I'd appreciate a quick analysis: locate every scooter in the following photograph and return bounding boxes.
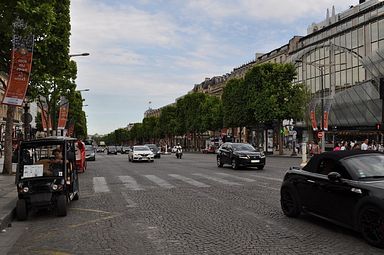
[176,148,183,159]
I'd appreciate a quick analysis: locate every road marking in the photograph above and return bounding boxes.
[192,173,242,186]
[144,175,175,189]
[93,177,110,193]
[169,174,210,188]
[121,192,137,207]
[215,172,255,182]
[118,175,144,191]
[249,175,283,182]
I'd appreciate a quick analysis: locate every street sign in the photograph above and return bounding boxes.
[21,112,32,124]
[317,132,324,139]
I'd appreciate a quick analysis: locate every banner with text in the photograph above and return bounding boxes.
[41,101,52,132]
[57,96,69,130]
[2,26,34,106]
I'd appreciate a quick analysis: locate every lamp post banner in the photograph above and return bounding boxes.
[58,96,69,130]
[310,110,318,131]
[2,32,34,106]
[41,101,52,132]
[323,111,329,131]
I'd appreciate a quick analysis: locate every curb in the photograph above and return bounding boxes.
[0,198,16,231]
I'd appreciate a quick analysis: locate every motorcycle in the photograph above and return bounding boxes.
[175,148,183,159]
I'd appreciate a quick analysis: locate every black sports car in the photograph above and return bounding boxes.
[216,142,265,170]
[280,150,384,248]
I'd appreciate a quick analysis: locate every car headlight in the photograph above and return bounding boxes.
[51,184,58,190]
[133,153,140,157]
[22,187,29,193]
[238,155,249,159]
[260,152,265,158]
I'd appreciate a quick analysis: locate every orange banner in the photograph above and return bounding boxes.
[41,103,52,132]
[2,34,34,106]
[310,111,318,131]
[323,111,329,131]
[58,97,69,130]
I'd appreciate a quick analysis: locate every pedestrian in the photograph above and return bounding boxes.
[311,141,321,155]
[352,143,361,150]
[361,139,369,150]
[340,141,348,150]
[333,142,341,151]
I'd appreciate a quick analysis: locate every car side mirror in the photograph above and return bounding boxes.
[328,172,342,182]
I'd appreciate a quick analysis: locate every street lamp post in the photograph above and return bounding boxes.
[295,60,326,152]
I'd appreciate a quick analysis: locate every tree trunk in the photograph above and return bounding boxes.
[2,106,16,175]
[278,121,284,155]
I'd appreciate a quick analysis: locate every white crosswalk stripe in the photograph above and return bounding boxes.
[192,173,242,186]
[144,175,175,189]
[214,172,255,183]
[169,174,210,188]
[93,177,110,193]
[118,176,144,191]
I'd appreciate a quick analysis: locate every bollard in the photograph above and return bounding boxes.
[300,142,307,167]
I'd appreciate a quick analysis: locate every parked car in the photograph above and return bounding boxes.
[85,145,96,161]
[107,146,118,155]
[128,145,154,162]
[280,150,384,248]
[121,146,131,154]
[144,144,161,158]
[15,136,80,220]
[216,142,265,170]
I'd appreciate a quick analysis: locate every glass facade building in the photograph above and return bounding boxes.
[291,0,384,136]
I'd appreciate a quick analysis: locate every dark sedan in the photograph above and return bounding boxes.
[216,142,265,170]
[280,150,384,248]
[107,146,118,155]
[144,144,161,158]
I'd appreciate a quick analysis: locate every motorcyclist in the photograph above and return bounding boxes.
[175,143,183,159]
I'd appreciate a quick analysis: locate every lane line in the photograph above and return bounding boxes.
[169,174,210,188]
[93,177,110,193]
[144,175,175,189]
[118,175,144,191]
[192,173,242,186]
[215,172,255,182]
[120,192,137,208]
[249,175,283,182]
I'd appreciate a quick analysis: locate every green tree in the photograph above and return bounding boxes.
[201,95,223,132]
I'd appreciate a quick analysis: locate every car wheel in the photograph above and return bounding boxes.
[359,205,384,248]
[280,187,301,217]
[16,199,27,221]
[257,165,265,170]
[231,158,238,170]
[57,195,68,217]
[217,156,223,167]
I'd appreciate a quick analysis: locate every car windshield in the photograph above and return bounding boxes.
[231,144,256,151]
[134,146,150,151]
[19,143,67,179]
[85,145,93,151]
[343,154,384,179]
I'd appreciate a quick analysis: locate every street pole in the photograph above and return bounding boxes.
[320,66,325,153]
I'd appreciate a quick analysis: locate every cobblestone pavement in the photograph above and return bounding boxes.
[4,153,384,254]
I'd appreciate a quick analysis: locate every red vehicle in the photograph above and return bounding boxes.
[76,140,87,173]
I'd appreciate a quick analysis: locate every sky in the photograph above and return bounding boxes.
[69,0,354,135]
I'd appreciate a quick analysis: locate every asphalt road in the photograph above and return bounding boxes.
[3,153,383,254]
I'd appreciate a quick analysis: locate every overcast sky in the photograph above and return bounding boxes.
[69,0,354,135]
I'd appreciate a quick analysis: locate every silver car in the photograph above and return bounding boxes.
[128,145,154,162]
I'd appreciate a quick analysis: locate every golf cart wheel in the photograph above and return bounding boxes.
[16,199,27,221]
[57,195,67,217]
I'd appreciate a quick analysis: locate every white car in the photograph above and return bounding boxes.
[128,145,154,162]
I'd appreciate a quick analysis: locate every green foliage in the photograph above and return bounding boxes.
[158,105,178,138]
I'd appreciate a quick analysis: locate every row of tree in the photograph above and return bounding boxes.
[99,63,308,153]
[0,1,87,174]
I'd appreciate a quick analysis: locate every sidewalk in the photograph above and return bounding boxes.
[266,148,303,158]
[0,158,17,231]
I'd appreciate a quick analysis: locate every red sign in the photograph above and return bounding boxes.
[2,34,34,106]
[318,131,324,139]
[57,97,69,130]
[323,111,329,131]
[310,111,318,131]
